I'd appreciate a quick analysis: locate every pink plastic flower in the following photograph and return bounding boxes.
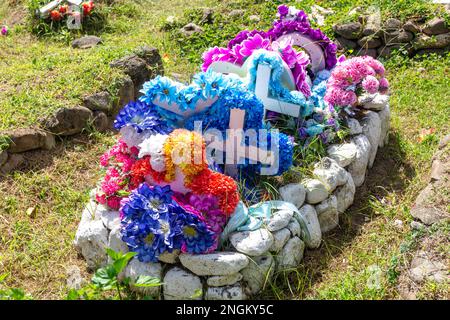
[379,77,389,89]
[1,26,8,36]
[239,33,271,58]
[362,75,380,94]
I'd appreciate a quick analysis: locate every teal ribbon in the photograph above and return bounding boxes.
[220,200,311,246]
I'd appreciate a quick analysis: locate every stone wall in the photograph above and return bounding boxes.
[0,46,163,175]
[74,93,391,300]
[333,15,450,59]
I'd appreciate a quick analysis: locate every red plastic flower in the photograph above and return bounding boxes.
[59,5,68,14]
[50,10,62,22]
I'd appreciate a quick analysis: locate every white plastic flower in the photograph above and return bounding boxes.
[138,134,169,172]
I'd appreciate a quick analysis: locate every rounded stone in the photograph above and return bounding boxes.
[163,267,202,300]
[361,111,381,168]
[295,204,321,249]
[124,258,162,296]
[313,157,348,192]
[108,226,128,260]
[303,178,329,204]
[279,183,306,208]
[315,196,339,233]
[179,252,249,276]
[158,250,180,264]
[276,237,305,270]
[287,218,301,237]
[206,284,246,300]
[99,206,121,231]
[348,134,371,187]
[347,118,363,135]
[74,219,108,270]
[269,228,291,253]
[241,253,274,295]
[267,209,293,232]
[334,172,356,214]
[327,143,357,167]
[229,229,274,256]
[378,104,391,148]
[207,273,243,287]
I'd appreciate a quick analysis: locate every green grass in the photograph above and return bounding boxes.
[0,0,449,299]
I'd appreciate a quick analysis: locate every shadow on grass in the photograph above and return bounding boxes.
[258,129,417,299]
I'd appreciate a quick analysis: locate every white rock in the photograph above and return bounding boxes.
[315,196,339,233]
[163,267,202,300]
[347,118,363,135]
[276,237,305,270]
[79,200,102,225]
[279,183,306,208]
[378,104,390,147]
[360,93,389,111]
[229,229,274,256]
[179,252,249,276]
[334,172,356,214]
[158,250,180,264]
[287,218,301,237]
[207,273,243,287]
[241,253,274,295]
[66,265,85,290]
[348,135,371,187]
[303,178,329,204]
[99,208,121,231]
[124,258,162,297]
[295,204,321,249]
[361,111,381,168]
[327,143,357,167]
[89,188,97,201]
[313,157,348,192]
[107,226,128,261]
[206,284,246,300]
[409,255,448,283]
[269,228,291,253]
[267,209,293,232]
[74,219,108,270]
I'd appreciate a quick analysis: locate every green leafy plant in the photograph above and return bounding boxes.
[67,248,162,300]
[0,273,33,300]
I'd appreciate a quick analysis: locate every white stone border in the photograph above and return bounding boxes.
[74,93,390,300]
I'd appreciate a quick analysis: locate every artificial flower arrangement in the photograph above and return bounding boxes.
[1,26,8,36]
[93,5,389,262]
[36,0,95,24]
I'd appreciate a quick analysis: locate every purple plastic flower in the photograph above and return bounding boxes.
[1,26,7,36]
[362,75,380,94]
[277,5,289,18]
[239,33,271,58]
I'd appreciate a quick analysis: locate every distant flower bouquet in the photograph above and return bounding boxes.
[1,26,8,36]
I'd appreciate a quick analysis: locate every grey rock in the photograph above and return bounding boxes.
[410,221,425,231]
[230,229,274,256]
[0,153,24,174]
[359,93,389,111]
[287,218,301,238]
[363,11,381,36]
[410,206,448,225]
[279,183,306,208]
[116,76,135,110]
[378,104,391,147]
[0,150,7,166]
[200,8,214,24]
[403,20,420,33]
[241,253,274,295]
[207,273,243,287]
[334,172,356,214]
[79,200,103,225]
[206,284,246,300]
[72,36,102,49]
[158,250,180,264]
[96,204,120,230]
[335,37,358,50]
[108,226,128,261]
[83,92,112,113]
[93,111,109,132]
[348,134,371,187]
[409,254,448,283]
[327,143,357,167]
[248,15,260,22]
[347,118,363,135]
[42,132,56,150]
[125,258,162,297]
[42,106,93,136]
[110,55,152,97]
[74,219,108,270]
[276,237,305,270]
[164,267,202,300]
[413,33,450,50]
[422,18,449,36]
[66,265,85,290]
[180,252,249,276]
[313,157,348,192]
[439,134,450,149]
[333,22,363,40]
[135,46,164,79]
[430,160,444,181]
[303,178,329,204]
[316,196,339,233]
[267,209,293,232]
[295,204,321,249]
[1,128,52,153]
[180,23,203,37]
[269,228,291,253]
[229,9,245,18]
[361,111,381,168]
[358,36,382,48]
[383,30,414,45]
[384,18,402,31]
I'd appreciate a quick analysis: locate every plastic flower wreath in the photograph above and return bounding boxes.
[120,183,217,262]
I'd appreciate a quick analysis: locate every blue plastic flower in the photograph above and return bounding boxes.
[180,212,216,254]
[114,101,172,134]
[193,70,225,99]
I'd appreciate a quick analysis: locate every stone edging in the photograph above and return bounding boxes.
[73,94,391,300]
[0,46,163,175]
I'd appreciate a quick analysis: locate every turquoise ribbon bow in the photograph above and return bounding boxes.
[220,200,311,246]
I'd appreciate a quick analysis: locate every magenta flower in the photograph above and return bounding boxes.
[277,5,289,18]
[1,26,7,36]
[239,33,271,58]
[201,46,236,71]
[379,77,389,90]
